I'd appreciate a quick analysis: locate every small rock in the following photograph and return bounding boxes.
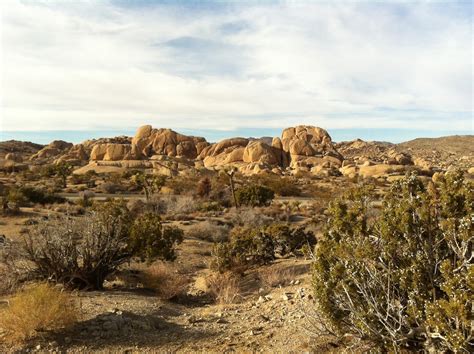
[294,280,300,285]
[256,296,266,304]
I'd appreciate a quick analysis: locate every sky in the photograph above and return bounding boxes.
[0,0,472,144]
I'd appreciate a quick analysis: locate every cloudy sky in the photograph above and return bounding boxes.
[0,0,472,143]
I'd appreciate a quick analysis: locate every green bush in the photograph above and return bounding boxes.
[211,224,315,272]
[211,226,275,272]
[18,186,65,205]
[252,175,301,197]
[129,212,184,262]
[265,223,316,256]
[235,184,274,207]
[312,171,473,352]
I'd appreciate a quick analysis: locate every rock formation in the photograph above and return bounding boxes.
[30,140,73,160]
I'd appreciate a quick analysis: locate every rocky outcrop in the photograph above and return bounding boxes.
[90,144,143,161]
[5,153,23,163]
[132,125,208,159]
[280,126,342,169]
[30,140,73,160]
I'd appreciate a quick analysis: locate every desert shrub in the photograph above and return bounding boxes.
[252,175,301,197]
[312,171,473,352]
[23,200,183,290]
[138,262,189,300]
[265,223,316,256]
[197,201,222,212]
[0,283,77,344]
[70,170,97,187]
[129,212,184,262]
[0,243,32,296]
[19,186,65,205]
[235,184,274,207]
[163,195,197,215]
[39,164,56,178]
[98,181,119,194]
[186,221,230,242]
[76,190,95,208]
[166,175,199,195]
[211,223,314,273]
[211,226,275,272]
[206,272,242,304]
[197,177,212,198]
[228,207,274,227]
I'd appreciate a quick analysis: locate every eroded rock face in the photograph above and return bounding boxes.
[280,126,342,169]
[243,141,281,165]
[90,143,143,161]
[132,126,208,159]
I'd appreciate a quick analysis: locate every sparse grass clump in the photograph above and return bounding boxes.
[206,272,242,304]
[0,283,77,344]
[139,262,190,300]
[259,266,299,288]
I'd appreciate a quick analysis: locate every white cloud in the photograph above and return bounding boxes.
[0,0,472,134]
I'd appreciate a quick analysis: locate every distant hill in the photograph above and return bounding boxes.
[396,135,474,170]
[397,135,474,155]
[0,140,44,158]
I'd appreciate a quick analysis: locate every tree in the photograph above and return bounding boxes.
[55,162,73,188]
[221,168,239,208]
[312,172,473,352]
[132,172,166,201]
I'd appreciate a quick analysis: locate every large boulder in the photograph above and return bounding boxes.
[280,125,342,169]
[90,144,141,161]
[198,138,249,167]
[242,141,280,165]
[132,125,208,159]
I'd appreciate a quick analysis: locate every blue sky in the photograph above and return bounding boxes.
[0,0,472,144]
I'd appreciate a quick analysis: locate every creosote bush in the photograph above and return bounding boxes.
[23,200,183,290]
[129,212,184,262]
[235,184,274,207]
[0,283,77,344]
[211,224,315,272]
[312,171,473,352]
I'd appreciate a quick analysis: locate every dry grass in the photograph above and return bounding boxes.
[139,262,190,300]
[0,283,78,344]
[206,272,242,305]
[186,220,229,242]
[259,266,299,288]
